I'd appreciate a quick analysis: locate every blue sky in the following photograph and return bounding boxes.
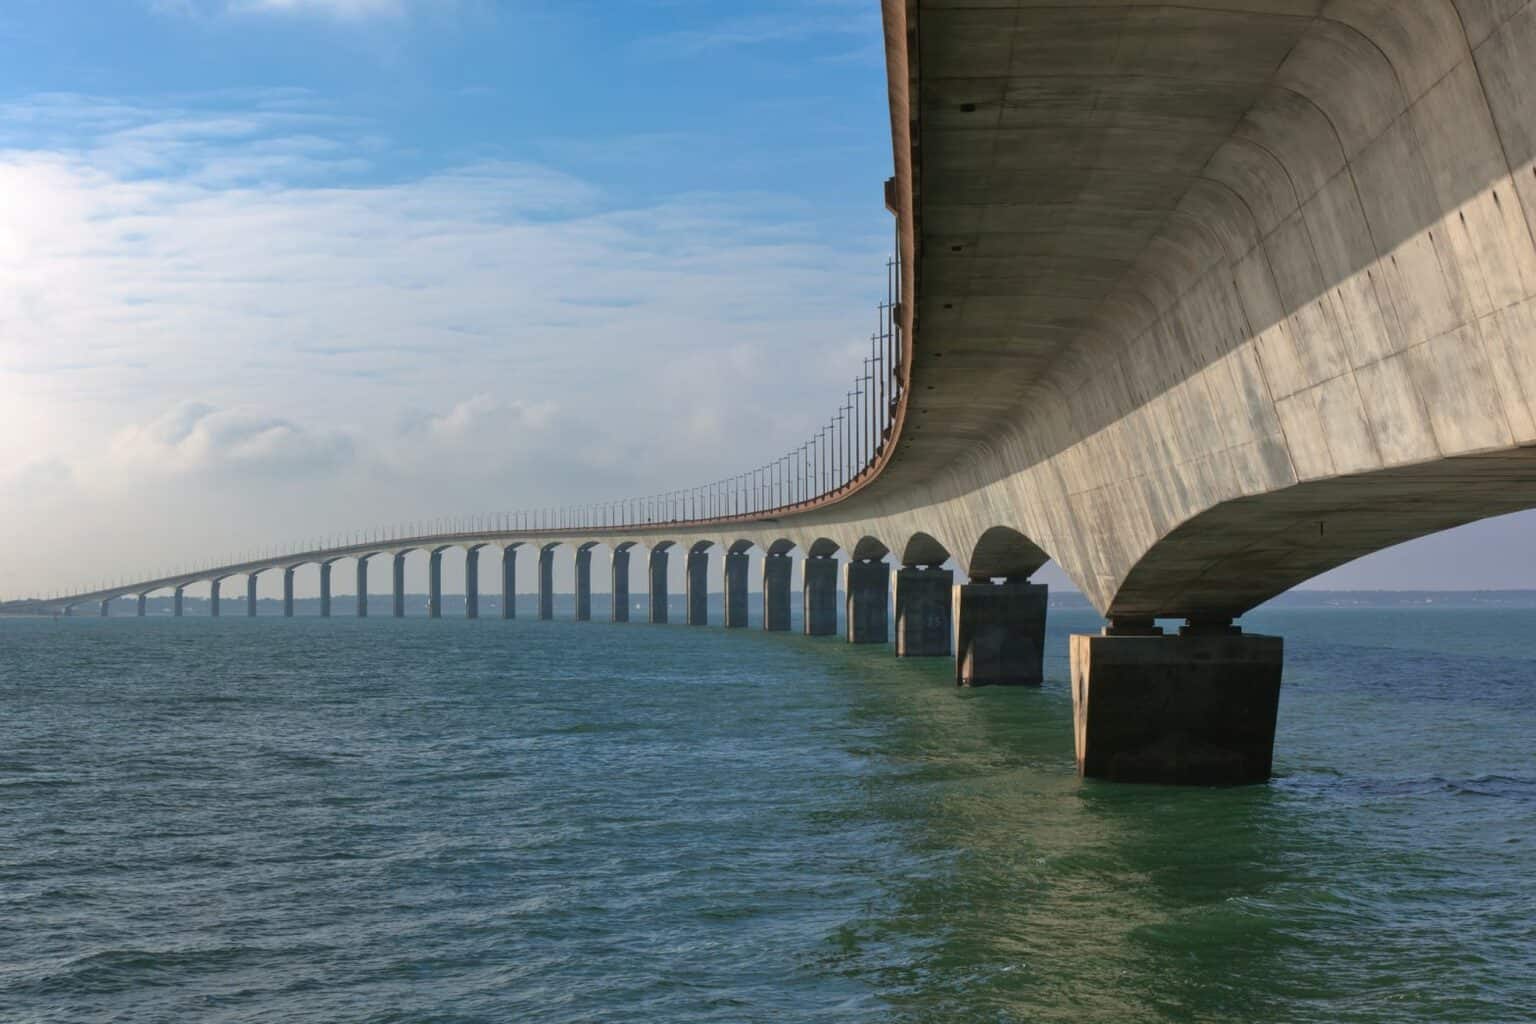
[1,0,1533,599]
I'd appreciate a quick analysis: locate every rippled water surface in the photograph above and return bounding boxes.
[3,608,1534,1022]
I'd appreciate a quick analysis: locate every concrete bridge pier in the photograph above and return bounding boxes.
[247,574,258,617]
[894,566,951,657]
[574,547,592,621]
[356,559,368,618]
[465,548,479,620]
[284,568,296,618]
[723,551,749,628]
[649,548,669,624]
[173,586,184,618]
[501,547,516,620]
[537,546,555,621]
[428,551,443,619]
[210,580,221,618]
[803,555,837,636]
[99,599,109,617]
[137,594,146,617]
[319,563,333,619]
[762,553,790,631]
[611,548,630,623]
[392,554,406,619]
[1071,621,1282,786]
[844,559,888,645]
[686,548,708,626]
[955,579,1047,687]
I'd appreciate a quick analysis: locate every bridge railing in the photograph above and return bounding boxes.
[23,247,905,605]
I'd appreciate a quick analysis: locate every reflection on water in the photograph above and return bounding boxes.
[1,608,1533,1022]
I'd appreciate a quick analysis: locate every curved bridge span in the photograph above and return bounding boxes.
[14,1,1536,785]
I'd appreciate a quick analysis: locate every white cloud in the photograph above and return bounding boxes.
[0,93,886,595]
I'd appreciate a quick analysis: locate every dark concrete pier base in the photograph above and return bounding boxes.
[247,573,258,618]
[574,547,592,621]
[428,551,443,619]
[538,546,555,621]
[465,548,480,619]
[612,548,630,622]
[894,566,951,657]
[723,551,749,628]
[501,547,517,620]
[99,599,109,617]
[803,555,837,636]
[210,580,221,618]
[137,594,147,617]
[320,563,333,619]
[845,559,889,645]
[649,548,668,624]
[686,548,708,626]
[1070,631,1283,785]
[174,586,184,618]
[762,553,791,631]
[356,559,368,618]
[392,556,405,619]
[956,580,1047,686]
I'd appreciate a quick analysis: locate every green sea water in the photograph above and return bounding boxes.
[2,607,1533,1022]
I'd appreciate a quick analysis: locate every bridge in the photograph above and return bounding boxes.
[9,1,1536,786]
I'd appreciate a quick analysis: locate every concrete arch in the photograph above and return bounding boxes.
[1110,449,1536,620]
[726,539,755,555]
[899,531,950,568]
[686,539,714,557]
[968,526,1052,582]
[765,538,796,556]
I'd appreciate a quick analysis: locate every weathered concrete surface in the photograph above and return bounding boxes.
[538,545,555,621]
[686,547,709,626]
[803,555,838,636]
[319,563,333,619]
[575,545,593,621]
[137,594,146,617]
[357,559,369,618]
[649,547,669,625]
[428,551,442,620]
[955,581,1047,687]
[845,560,890,644]
[391,556,405,619]
[210,579,221,618]
[247,574,258,618]
[465,548,480,619]
[894,566,951,656]
[611,546,630,622]
[1072,633,1283,785]
[502,547,517,621]
[174,586,183,618]
[723,551,749,628]
[762,553,792,631]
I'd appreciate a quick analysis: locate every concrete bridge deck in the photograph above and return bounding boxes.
[12,0,1536,785]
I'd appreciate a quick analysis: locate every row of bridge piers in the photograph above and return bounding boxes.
[81,544,1282,786]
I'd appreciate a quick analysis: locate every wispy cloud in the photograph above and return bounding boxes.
[0,91,885,594]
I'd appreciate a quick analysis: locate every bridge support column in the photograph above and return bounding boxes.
[686,549,708,626]
[247,574,258,617]
[284,568,296,618]
[356,559,368,618]
[611,548,630,622]
[1070,623,1283,786]
[956,579,1048,687]
[538,547,554,620]
[574,548,592,621]
[137,594,147,617]
[428,551,442,619]
[210,580,221,618]
[762,553,790,631]
[803,555,836,636]
[894,566,951,657]
[392,554,406,618]
[844,559,888,645]
[501,547,517,620]
[174,586,184,618]
[649,548,668,624]
[723,551,749,628]
[99,599,109,617]
[319,563,332,619]
[465,548,479,620]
